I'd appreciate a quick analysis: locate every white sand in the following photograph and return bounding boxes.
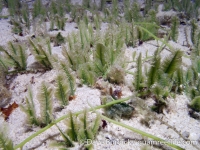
[0,2,200,150]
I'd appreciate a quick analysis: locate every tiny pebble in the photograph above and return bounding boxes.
[182,131,190,139]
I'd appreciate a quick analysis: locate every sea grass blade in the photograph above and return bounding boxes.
[14,96,131,149]
[56,125,74,147]
[101,115,184,150]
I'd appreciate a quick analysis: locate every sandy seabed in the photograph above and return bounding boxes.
[0,1,200,150]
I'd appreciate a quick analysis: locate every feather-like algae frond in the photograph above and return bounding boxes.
[62,46,89,71]
[0,124,14,150]
[132,2,141,22]
[150,84,168,113]
[191,19,198,45]
[37,81,53,126]
[170,16,179,42]
[65,111,78,142]
[161,50,183,75]
[134,53,143,91]
[29,39,53,70]
[59,62,76,96]
[157,73,171,88]
[184,67,194,86]
[62,40,90,71]
[21,2,30,30]
[32,0,46,20]
[7,0,21,16]
[0,42,27,71]
[94,43,108,75]
[173,67,184,93]
[20,86,39,125]
[150,84,166,102]
[190,96,200,112]
[147,52,161,88]
[92,113,101,136]
[0,64,6,85]
[54,74,70,106]
[78,109,94,141]
[62,46,76,70]
[18,45,27,70]
[77,62,96,86]
[65,110,100,144]
[192,57,200,73]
